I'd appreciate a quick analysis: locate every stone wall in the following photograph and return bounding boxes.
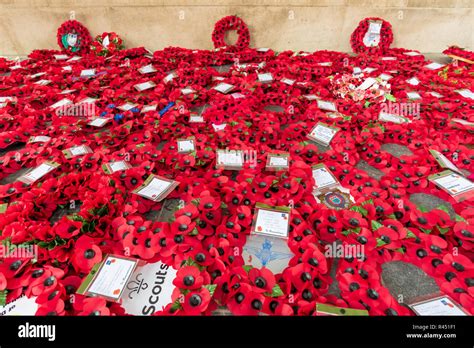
[0,0,472,56]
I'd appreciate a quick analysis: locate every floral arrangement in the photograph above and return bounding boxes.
[90,32,125,56]
[57,20,92,55]
[350,17,393,55]
[212,15,250,51]
[443,46,474,64]
[330,73,392,103]
[0,21,473,317]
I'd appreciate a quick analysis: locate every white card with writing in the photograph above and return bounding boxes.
[178,139,195,153]
[29,135,51,143]
[312,166,338,190]
[181,87,196,95]
[378,73,393,81]
[253,208,290,238]
[62,65,72,72]
[109,161,130,173]
[54,54,69,60]
[455,89,474,100]
[452,118,474,127]
[69,145,91,157]
[379,111,410,124]
[19,163,57,184]
[304,94,318,100]
[317,100,337,112]
[80,69,96,77]
[118,103,137,111]
[410,296,468,316]
[50,98,72,109]
[363,67,377,73]
[141,105,157,113]
[407,77,420,86]
[407,92,422,100]
[134,81,156,92]
[190,115,204,123]
[424,62,445,70]
[404,51,422,56]
[214,82,234,94]
[135,177,174,201]
[138,64,157,74]
[432,172,474,196]
[217,150,244,167]
[67,56,82,62]
[269,156,288,167]
[357,77,377,91]
[281,77,295,85]
[163,72,177,83]
[87,255,138,300]
[212,123,227,131]
[258,73,273,83]
[309,124,337,146]
[429,91,444,98]
[88,118,109,127]
[0,295,38,316]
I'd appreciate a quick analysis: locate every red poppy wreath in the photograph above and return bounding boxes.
[91,32,125,57]
[212,15,250,51]
[350,17,393,55]
[57,20,92,55]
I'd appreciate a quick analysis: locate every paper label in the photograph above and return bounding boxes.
[82,255,139,301]
[177,139,195,153]
[409,295,468,316]
[134,81,156,92]
[312,164,338,190]
[317,100,337,112]
[133,175,178,202]
[0,295,38,316]
[308,123,339,146]
[138,64,157,74]
[214,82,234,94]
[216,149,244,169]
[252,204,290,238]
[430,171,474,197]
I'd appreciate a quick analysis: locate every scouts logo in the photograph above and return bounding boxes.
[126,273,148,300]
[319,191,350,210]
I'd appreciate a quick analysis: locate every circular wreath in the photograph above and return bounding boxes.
[350,17,393,55]
[91,32,125,57]
[212,15,250,51]
[57,20,92,55]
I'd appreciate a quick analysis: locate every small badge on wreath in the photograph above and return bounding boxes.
[57,20,92,55]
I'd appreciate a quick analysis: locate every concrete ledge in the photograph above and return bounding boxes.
[0,0,472,55]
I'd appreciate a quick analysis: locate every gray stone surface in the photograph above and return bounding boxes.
[381,143,413,159]
[0,142,25,157]
[190,104,209,116]
[210,64,232,73]
[355,160,385,180]
[49,200,82,225]
[264,104,284,113]
[409,193,456,219]
[327,240,341,298]
[381,261,440,304]
[0,167,29,185]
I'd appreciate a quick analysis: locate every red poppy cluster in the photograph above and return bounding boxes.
[350,17,394,55]
[0,20,473,317]
[443,46,474,65]
[212,16,250,51]
[56,20,93,55]
[90,32,125,57]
